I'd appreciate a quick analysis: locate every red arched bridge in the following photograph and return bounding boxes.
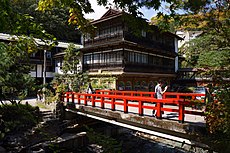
[61,90,210,148]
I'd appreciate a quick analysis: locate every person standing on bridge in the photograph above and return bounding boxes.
[155,80,168,99]
[153,80,168,116]
[87,83,93,94]
[86,83,94,99]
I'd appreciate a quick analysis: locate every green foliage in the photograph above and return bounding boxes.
[62,44,80,74]
[45,45,88,103]
[54,44,89,93]
[205,85,230,152]
[86,126,122,153]
[174,1,230,150]
[179,4,230,74]
[48,143,64,153]
[180,32,230,70]
[0,0,80,43]
[152,1,229,32]
[90,76,116,90]
[0,37,37,104]
[0,104,40,140]
[0,0,51,40]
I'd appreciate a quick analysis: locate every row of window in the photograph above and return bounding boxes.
[126,51,174,67]
[84,51,123,64]
[83,51,175,69]
[98,25,122,37]
[85,25,123,40]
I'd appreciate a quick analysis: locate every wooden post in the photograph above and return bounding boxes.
[124,99,128,113]
[111,98,115,111]
[71,93,75,107]
[66,93,69,103]
[156,102,162,119]
[177,94,180,100]
[92,95,95,107]
[179,101,185,123]
[101,97,104,109]
[84,95,87,106]
[77,94,80,104]
[139,101,143,116]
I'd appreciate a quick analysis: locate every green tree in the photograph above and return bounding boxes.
[48,44,88,103]
[179,2,230,79]
[0,37,37,104]
[0,0,81,43]
[175,1,230,152]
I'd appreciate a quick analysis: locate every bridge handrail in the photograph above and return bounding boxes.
[62,91,205,123]
[95,90,206,102]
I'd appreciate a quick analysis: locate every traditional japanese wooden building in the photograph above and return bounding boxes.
[81,9,182,91]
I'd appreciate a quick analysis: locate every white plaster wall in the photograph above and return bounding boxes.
[37,65,42,77]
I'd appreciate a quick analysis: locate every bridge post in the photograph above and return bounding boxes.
[156,102,162,119]
[92,95,95,107]
[111,98,115,111]
[77,94,80,104]
[84,95,87,106]
[138,101,143,116]
[66,92,69,103]
[151,93,154,98]
[101,97,104,109]
[123,99,128,113]
[177,94,180,100]
[178,101,185,123]
[72,93,75,104]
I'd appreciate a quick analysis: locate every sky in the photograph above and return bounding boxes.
[84,0,158,21]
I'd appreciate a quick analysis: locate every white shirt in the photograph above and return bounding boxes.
[155,84,163,99]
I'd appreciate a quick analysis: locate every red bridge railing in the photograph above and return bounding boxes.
[62,91,206,123]
[95,90,206,102]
